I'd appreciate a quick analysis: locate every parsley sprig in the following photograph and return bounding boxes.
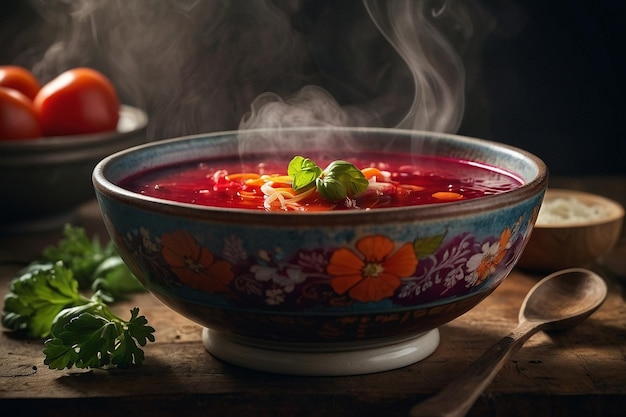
[44,294,154,370]
[1,225,154,370]
[288,156,369,201]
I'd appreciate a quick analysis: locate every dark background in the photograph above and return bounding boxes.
[470,0,625,175]
[1,0,624,176]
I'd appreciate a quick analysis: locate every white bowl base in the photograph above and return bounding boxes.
[202,327,440,376]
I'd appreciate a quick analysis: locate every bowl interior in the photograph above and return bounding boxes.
[105,127,543,181]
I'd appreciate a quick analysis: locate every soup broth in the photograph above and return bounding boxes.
[119,152,523,211]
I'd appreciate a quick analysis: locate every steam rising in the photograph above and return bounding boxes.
[364,0,466,131]
[240,86,351,129]
[19,0,490,139]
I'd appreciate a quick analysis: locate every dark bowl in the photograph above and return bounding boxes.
[0,105,148,232]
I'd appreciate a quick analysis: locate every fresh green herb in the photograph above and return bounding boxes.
[2,261,90,339]
[44,297,155,370]
[1,225,154,369]
[38,224,145,297]
[288,156,369,201]
[288,156,322,192]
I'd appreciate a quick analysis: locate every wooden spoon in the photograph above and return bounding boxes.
[409,267,608,417]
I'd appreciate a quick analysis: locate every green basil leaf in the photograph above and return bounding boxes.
[316,177,347,201]
[320,160,369,200]
[288,156,322,192]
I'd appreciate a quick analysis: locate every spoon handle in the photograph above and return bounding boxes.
[409,320,541,417]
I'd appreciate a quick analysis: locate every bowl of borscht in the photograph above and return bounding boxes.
[92,126,548,376]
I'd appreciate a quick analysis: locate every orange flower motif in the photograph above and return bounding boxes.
[466,227,511,286]
[327,235,418,302]
[161,230,233,293]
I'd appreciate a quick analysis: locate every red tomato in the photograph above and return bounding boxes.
[0,65,41,100]
[0,86,41,140]
[33,67,120,136]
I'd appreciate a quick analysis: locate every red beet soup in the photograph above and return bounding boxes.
[119,152,523,212]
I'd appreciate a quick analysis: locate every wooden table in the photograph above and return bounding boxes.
[2,177,626,417]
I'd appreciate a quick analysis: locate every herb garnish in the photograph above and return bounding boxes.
[1,224,154,370]
[288,156,369,201]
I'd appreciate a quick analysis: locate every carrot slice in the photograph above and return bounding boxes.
[432,191,464,201]
[226,173,261,181]
[361,167,385,180]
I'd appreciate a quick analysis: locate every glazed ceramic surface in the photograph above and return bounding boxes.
[0,105,147,231]
[93,127,547,346]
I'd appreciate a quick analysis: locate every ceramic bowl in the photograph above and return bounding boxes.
[92,127,547,375]
[0,105,148,233]
[517,188,624,272]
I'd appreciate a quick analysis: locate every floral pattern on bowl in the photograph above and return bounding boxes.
[103,202,539,314]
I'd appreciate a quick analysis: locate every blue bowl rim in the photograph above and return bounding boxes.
[92,126,549,226]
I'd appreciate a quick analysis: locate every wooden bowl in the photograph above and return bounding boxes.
[518,188,624,272]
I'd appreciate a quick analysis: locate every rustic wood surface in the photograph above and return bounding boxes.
[1,176,626,417]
